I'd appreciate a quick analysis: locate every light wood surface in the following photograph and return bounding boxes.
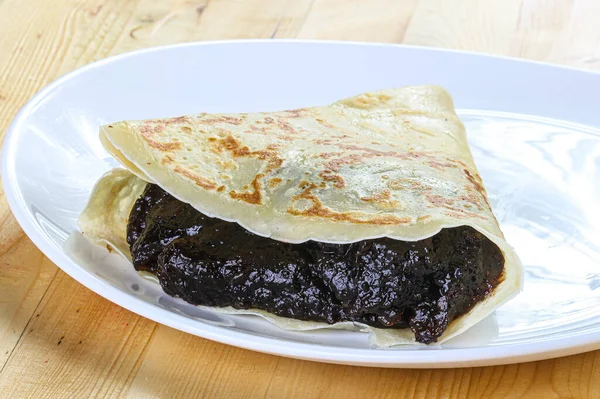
[1,0,599,397]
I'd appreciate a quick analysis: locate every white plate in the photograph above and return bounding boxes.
[3,40,600,368]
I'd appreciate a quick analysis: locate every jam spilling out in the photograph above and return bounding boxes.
[127,184,504,344]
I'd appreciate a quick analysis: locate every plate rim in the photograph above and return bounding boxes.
[3,39,600,368]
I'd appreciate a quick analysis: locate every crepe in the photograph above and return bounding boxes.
[79,85,523,346]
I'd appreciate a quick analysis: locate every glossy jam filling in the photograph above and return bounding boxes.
[127,184,504,343]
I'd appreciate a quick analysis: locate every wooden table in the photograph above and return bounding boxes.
[1,0,599,397]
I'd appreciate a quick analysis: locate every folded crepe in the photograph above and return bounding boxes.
[79,85,523,346]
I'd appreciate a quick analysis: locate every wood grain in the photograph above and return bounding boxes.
[0,0,599,398]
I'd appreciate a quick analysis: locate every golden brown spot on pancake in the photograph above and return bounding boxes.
[417,215,432,223]
[351,98,371,108]
[264,117,275,124]
[280,109,307,118]
[214,135,283,172]
[163,116,190,125]
[325,154,364,172]
[230,174,263,205]
[208,137,217,142]
[463,169,486,196]
[161,155,174,165]
[181,126,192,133]
[217,185,225,192]
[429,160,454,170]
[444,210,487,220]
[298,180,311,189]
[265,157,283,171]
[356,122,389,135]
[315,139,334,145]
[463,168,492,210]
[215,128,229,138]
[140,123,182,151]
[458,194,484,210]
[437,202,485,219]
[140,124,160,136]
[360,190,400,209]
[341,93,393,109]
[277,118,296,134]
[150,116,190,126]
[147,139,181,151]
[409,124,436,136]
[219,135,248,154]
[288,183,411,225]
[248,125,268,134]
[158,141,181,151]
[426,194,455,207]
[216,159,237,170]
[337,146,437,163]
[337,144,398,157]
[392,109,435,117]
[315,117,336,129]
[319,171,345,188]
[174,166,217,190]
[388,178,429,191]
[318,151,343,159]
[201,116,243,125]
[268,177,283,189]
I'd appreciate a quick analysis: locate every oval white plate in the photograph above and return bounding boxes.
[3,40,600,368]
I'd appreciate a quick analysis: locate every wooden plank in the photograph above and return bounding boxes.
[0,272,155,398]
[403,0,600,69]
[297,0,419,42]
[0,192,58,369]
[521,0,600,69]
[403,0,524,54]
[126,328,280,398]
[125,340,599,398]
